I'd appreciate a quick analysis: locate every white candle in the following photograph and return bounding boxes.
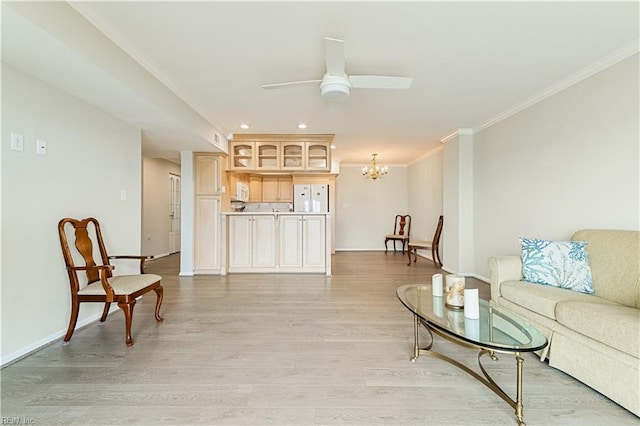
[432,274,443,296]
[464,318,480,340]
[464,288,480,319]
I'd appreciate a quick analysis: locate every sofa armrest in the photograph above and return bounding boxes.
[488,256,523,302]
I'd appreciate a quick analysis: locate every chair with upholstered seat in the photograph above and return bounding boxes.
[407,215,443,267]
[385,214,412,254]
[58,217,164,346]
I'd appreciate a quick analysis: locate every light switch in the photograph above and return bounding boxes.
[36,139,47,155]
[10,133,24,152]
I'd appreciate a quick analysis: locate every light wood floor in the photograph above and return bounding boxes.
[1,252,637,425]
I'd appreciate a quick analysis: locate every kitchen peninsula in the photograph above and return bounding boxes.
[220,212,332,275]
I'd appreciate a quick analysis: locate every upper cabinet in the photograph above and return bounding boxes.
[195,154,222,195]
[229,142,255,171]
[305,142,330,171]
[281,142,305,171]
[229,135,333,172]
[256,142,280,170]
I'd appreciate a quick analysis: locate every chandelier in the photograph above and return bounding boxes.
[362,153,388,180]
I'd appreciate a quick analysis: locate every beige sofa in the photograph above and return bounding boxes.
[489,229,639,416]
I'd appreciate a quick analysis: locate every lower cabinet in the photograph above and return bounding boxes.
[279,215,326,273]
[225,213,329,274]
[228,215,276,272]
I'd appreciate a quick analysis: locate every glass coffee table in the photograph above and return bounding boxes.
[397,284,548,426]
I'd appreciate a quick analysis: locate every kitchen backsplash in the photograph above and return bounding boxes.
[244,202,293,212]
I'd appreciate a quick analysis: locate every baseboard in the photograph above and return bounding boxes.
[0,306,118,368]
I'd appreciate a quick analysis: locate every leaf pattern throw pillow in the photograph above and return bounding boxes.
[520,237,594,294]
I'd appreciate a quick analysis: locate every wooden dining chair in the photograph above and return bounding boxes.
[407,215,444,267]
[385,214,412,253]
[58,217,164,346]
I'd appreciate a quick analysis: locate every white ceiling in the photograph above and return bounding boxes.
[3,1,638,165]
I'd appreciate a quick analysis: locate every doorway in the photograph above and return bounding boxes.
[169,173,181,253]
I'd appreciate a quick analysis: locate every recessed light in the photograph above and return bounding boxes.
[297,123,307,129]
[240,123,249,129]
[330,145,336,149]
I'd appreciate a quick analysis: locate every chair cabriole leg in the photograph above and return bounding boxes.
[100,302,111,322]
[118,300,136,346]
[154,285,164,322]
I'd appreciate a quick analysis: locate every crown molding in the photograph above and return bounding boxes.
[439,40,639,142]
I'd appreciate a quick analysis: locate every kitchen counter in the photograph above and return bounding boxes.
[220,212,331,275]
[222,211,331,215]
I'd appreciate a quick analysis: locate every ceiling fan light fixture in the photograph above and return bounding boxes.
[320,74,351,102]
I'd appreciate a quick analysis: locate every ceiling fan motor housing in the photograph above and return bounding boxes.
[320,74,351,101]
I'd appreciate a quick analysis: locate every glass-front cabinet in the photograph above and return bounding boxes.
[229,135,332,172]
[256,142,280,170]
[230,142,255,170]
[305,142,330,171]
[281,142,305,170]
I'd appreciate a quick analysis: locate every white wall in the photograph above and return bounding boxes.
[335,165,408,250]
[472,53,639,279]
[142,157,180,256]
[1,64,143,365]
[407,148,444,260]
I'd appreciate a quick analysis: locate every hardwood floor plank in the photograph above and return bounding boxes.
[1,251,636,425]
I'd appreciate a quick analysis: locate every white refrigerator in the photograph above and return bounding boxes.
[293,184,329,212]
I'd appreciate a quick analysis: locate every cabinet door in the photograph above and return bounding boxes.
[195,155,221,195]
[194,196,221,272]
[261,177,279,202]
[249,175,262,202]
[281,142,305,170]
[229,215,252,268]
[277,177,293,202]
[305,142,331,171]
[256,143,280,170]
[303,215,326,268]
[252,215,276,268]
[279,215,303,268]
[230,142,255,170]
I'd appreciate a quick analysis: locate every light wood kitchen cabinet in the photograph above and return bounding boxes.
[262,176,293,202]
[228,215,276,272]
[229,141,255,171]
[229,135,333,172]
[279,215,326,272]
[281,142,305,170]
[194,153,224,274]
[195,154,222,195]
[248,175,262,202]
[305,141,331,171]
[256,142,280,170]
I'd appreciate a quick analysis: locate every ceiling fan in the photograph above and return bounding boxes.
[262,37,413,102]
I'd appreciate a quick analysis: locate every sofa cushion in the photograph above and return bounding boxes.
[520,237,594,294]
[499,280,616,320]
[556,301,640,358]
[572,229,640,308]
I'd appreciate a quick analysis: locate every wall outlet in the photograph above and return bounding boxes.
[10,133,24,152]
[36,139,47,155]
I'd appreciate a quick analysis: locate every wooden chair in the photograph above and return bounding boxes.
[385,214,412,253]
[58,217,164,346]
[407,215,443,267]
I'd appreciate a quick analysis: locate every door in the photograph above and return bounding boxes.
[279,215,303,269]
[303,215,326,268]
[169,173,181,253]
[252,215,276,269]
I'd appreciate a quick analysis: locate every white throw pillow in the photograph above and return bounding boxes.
[520,237,594,294]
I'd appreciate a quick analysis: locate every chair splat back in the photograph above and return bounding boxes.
[59,217,112,285]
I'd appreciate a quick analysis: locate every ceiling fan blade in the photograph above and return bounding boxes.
[324,37,345,76]
[349,75,413,89]
[262,80,322,89]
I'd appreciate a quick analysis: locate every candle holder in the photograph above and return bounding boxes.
[445,275,465,309]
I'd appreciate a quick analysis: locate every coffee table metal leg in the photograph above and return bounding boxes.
[515,353,525,426]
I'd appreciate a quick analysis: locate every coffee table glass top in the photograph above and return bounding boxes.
[397,284,547,352]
